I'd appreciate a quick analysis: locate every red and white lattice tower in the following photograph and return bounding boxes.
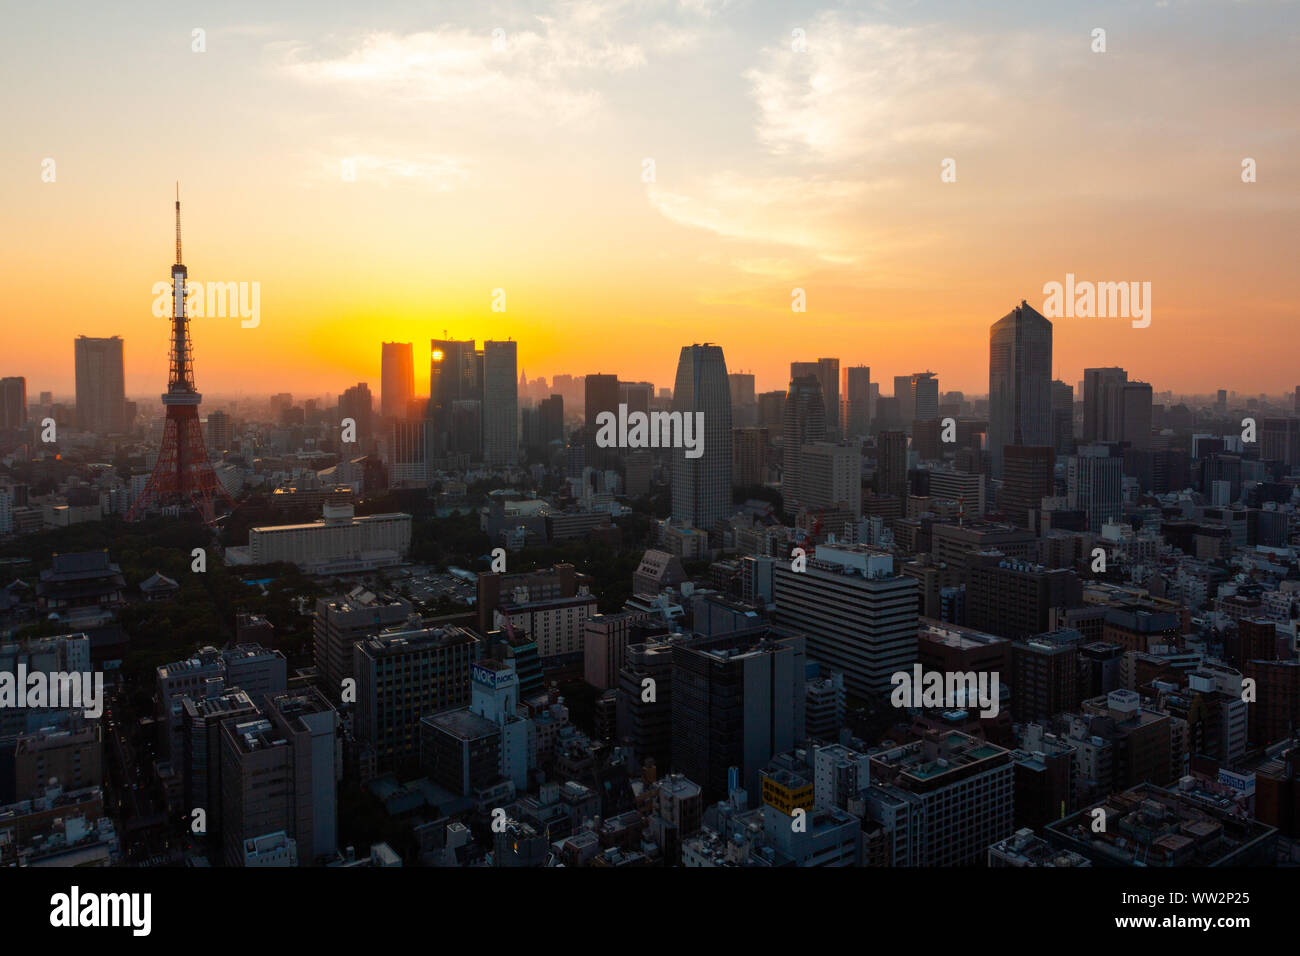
[126,189,234,525]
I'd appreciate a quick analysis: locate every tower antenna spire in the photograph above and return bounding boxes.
[128,184,233,526]
[175,182,183,265]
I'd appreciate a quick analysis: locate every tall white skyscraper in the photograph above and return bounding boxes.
[672,343,732,530]
[482,340,518,467]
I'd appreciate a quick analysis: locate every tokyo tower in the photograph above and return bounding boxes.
[126,189,234,525]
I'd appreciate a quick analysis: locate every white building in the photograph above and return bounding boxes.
[243,830,299,867]
[238,502,411,573]
[470,659,529,790]
[771,544,918,697]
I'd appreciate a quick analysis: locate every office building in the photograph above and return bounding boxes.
[841,366,871,438]
[875,430,909,501]
[354,623,480,772]
[428,339,479,457]
[313,587,414,696]
[988,302,1052,478]
[783,375,828,511]
[893,375,915,425]
[868,731,1015,867]
[911,372,939,423]
[732,426,769,488]
[966,555,1082,641]
[792,359,840,436]
[671,343,733,531]
[772,544,918,697]
[0,376,26,430]
[74,335,126,434]
[1068,444,1124,533]
[242,502,411,574]
[999,445,1055,528]
[1120,382,1153,451]
[219,689,339,867]
[1082,367,1128,443]
[616,638,674,773]
[671,628,806,802]
[796,442,862,517]
[380,342,415,419]
[583,610,649,691]
[482,339,518,467]
[585,373,621,467]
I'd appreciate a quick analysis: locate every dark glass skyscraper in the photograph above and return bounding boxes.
[428,339,478,457]
[482,340,518,467]
[988,301,1052,478]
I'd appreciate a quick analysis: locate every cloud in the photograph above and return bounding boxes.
[273,2,718,128]
[276,28,612,126]
[744,15,1017,165]
[646,174,884,263]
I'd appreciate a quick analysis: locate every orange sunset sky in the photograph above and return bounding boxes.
[2,0,1297,402]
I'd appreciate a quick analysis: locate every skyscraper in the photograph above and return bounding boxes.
[1082,367,1128,443]
[1051,380,1074,454]
[728,372,756,410]
[893,375,915,425]
[1068,444,1124,532]
[380,342,415,420]
[670,628,806,802]
[584,373,621,467]
[999,445,1056,528]
[206,409,230,454]
[74,335,126,434]
[0,377,26,429]
[771,544,917,698]
[729,372,757,427]
[798,443,862,517]
[782,374,827,512]
[911,371,939,423]
[875,430,909,500]
[841,365,871,438]
[1120,381,1153,451]
[428,339,478,458]
[792,359,840,436]
[988,301,1052,478]
[671,343,732,530]
[338,383,374,451]
[482,339,518,467]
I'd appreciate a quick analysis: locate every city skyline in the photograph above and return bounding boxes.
[4,2,1298,398]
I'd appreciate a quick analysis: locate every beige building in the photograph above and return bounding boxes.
[15,725,102,801]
